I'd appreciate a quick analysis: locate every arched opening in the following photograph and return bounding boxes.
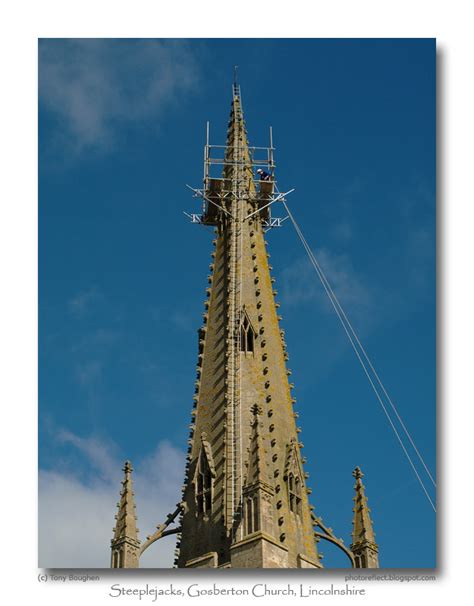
[195,448,213,515]
[240,314,255,353]
[288,471,302,518]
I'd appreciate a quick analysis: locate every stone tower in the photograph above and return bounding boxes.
[351,467,379,568]
[176,85,321,569]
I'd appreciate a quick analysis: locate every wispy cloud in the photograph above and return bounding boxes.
[71,328,121,353]
[55,429,119,481]
[170,310,194,332]
[68,288,102,317]
[39,429,185,568]
[39,39,200,153]
[281,248,372,314]
[75,360,103,386]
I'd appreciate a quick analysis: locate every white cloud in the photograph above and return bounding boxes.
[55,429,119,481]
[39,469,117,568]
[39,39,200,152]
[281,248,372,314]
[39,432,185,568]
[316,248,372,310]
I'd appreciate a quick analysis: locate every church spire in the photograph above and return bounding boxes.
[107,82,385,570]
[111,460,140,568]
[176,83,321,568]
[350,466,379,568]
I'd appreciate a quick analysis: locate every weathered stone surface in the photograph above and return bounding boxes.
[176,88,320,569]
[297,553,321,569]
[185,552,218,568]
[230,533,289,568]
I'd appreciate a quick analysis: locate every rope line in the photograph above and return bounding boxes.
[293,211,436,487]
[310,247,437,489]
[282,201,436,513]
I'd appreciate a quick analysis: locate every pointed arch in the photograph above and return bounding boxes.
[239,308,257,354]
[284,439,304,518]
[244,495,260,535]
[193,434,216,517]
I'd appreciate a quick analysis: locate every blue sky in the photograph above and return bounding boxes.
[39,38,436,568]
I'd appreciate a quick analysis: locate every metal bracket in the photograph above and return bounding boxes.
[262,216,289,229]
[186,184,234,220]
[183,212,203,224]
[243,189,295,222]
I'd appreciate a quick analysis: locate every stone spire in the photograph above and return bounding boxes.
[176,84,321,569]
[350,466,379,568]
[111,460,140,568]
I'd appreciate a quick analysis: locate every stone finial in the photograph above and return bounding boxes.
[111,460,141,568]
[350,466,379,568]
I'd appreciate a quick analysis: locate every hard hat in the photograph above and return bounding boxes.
[257,168,263,173]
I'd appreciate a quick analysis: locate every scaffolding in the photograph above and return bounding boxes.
[185,96,291,231]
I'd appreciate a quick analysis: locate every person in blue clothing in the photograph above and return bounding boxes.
[256,168,271,181]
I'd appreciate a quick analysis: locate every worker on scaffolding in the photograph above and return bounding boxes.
[257,168,271,182]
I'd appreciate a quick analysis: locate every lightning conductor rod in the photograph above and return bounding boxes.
[269,126,274,172]
[204,121,210,188]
